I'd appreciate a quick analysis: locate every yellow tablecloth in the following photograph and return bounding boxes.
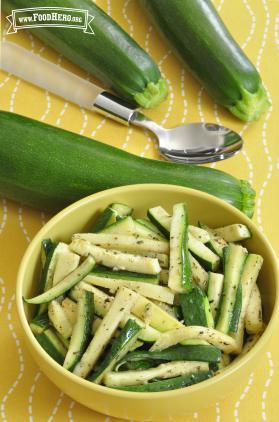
[0,0,278,420]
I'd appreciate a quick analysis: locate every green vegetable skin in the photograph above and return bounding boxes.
[0,112,255,216]
[139,0,270,121]
[2,0,168,108]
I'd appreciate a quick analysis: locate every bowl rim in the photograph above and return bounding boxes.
[16,183,279,400]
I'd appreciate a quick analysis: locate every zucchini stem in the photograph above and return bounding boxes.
[134,79,169,108]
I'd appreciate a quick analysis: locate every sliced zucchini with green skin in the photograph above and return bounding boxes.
[189,254,208,290]
[213,224,251,242]
[159,269,169,284]
[73,233,169,254]
[104,360,209,387]
[70,239,161,275]
[113,371,213,392]
[245,284,263,334]
[56,332,70,349]
[63,290,94,371]
[91,266,160,284]
[133,251,168,269]
[199,222,227,257]
[98,216,135,236]
[36,327,67,365]
[73,287,139,378]
[133,219,166,241]
[84,275,174,304]
[89,319,142,384]
[38,242,68,314]
[147,206,171,238]
[111,203,133,218]
[168,203,192,293]
[179,287,214,328]
[30,312,49,335]
[188,226,210,244]
[41,239,55,266]
[52,250,80,286]
[48,300,73,339]
[151,300,177,319]
[229,282,242,333]
[136,218,166,239]
[207,272,224,320]
[215,244,247,333]
[188,233,220,271]
[25,255,96,304]
[90,207,118,233]
[116,345,221,368]
[231,254,263,353]
[150,326,237,354]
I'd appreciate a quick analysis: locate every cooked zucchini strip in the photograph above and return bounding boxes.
[38,242,69,314]
[91,266,160,284]
[73,287,138,378]
[231,254,263,352]
[245,284,263,334]
[84,274,174,304]
[168,203,192,292]
[61,298,77,325]
[25,255,95,304]
[188,233,220,271]
[189,254,208,290]
[70,239,161,275]
[30,312,50,335]
[36,327,67,364]
[98,216,135,235]
[150,326,237,354]
[90,203,133,232]
[134,251,169,268]
[239,333,262,356]
[188,226,210,244]
[215,244,247,333]
[116,345,221,369]
[207,272,224,320]
[179,287,214,328]
[136,218,166,239]
[48,300,73,339]
[229,283,242,333]
[52,250,80,286]
[147,206,171,238]
[41,238,54,266]
[112,371,213,392]
[151,300,177,318]
[63,290,94,371]
[213,224,251,242]
[199,223,227,257]
[133,219,166,241]
[89,319,142,384]
[73,233,169,254]
[104,360,209,387]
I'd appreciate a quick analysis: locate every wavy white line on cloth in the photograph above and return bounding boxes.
[47,391,64,422]
[261,351,274,421]
[18,207,31,243]
[0,294,25,422]
[233,372,254,421]
[28,371,41,422]
[67,399,76,421]
[256,0,273,233]
[180,69,188,124]
[107,0,111,15]
[0,277,6,315]
[0,198,8,235]
[215,401,221,422]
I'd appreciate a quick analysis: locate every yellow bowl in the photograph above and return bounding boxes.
[17,184,279,421]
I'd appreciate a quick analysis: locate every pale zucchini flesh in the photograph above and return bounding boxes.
[84,274,174,304]
[104,360,209,387]
[73,233,169,254]
[98,216,135,235]
[188,233,220,272]
[189,254,209,290]
[213,224,251,242]
[207,272,224,320]
[70,239,161,275]
[52,250,80,286]
[245,284,263,334]
[73,287,139,378]
[147,206,171,238]
[48,300,73,339]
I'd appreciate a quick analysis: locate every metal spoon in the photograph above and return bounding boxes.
[1,42,243,164]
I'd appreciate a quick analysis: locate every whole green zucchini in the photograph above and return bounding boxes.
[139,0,270,121]
[2,0,168,108]
[0,111,255,217]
